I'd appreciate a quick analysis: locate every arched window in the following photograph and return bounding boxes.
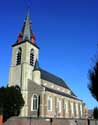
[47,96,52,112]
[31,94,38,111]
[16,47,22,65]
[30,49,34,66]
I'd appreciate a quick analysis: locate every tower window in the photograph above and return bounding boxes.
[16,48,22,65]
[30,49,34,66]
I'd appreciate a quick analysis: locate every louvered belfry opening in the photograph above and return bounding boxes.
[30,49,34,66]
[16,48,22,65]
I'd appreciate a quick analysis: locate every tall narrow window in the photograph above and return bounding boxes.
[75,103,79,116]
[47,96,52,111]
[71,102,74,115]
[30,49,34,66]
[16,47,22,65]
[31,94,38,111]
[64,101,68,113]
[57,99,61,113]
[80,104,83,117]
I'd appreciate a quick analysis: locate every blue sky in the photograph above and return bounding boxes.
[0,0,98,109]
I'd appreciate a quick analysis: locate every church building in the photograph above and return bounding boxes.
[8,13,87,118]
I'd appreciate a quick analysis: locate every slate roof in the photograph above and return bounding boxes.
[44,86,82,101]
[40,68,76,97]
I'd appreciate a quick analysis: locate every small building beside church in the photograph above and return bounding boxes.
[8,13,87,118]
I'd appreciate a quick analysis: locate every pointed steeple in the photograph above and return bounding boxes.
[22,10,31,41]
[17,10,35,43]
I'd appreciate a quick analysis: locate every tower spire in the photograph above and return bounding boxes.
[22,10,31,41]
[26,7,30,17]
[17,10,35,43]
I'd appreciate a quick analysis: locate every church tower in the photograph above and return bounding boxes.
[8,12,40,116]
